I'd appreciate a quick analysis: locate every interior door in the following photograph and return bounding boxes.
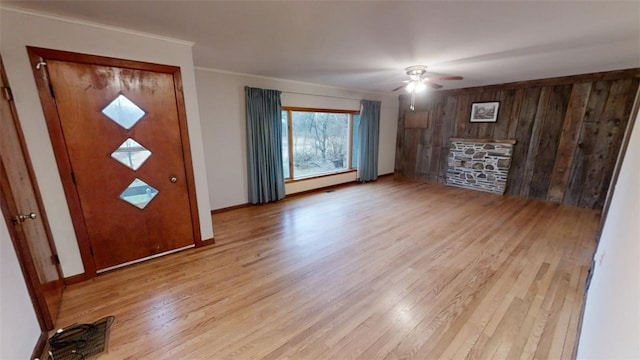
[0,56,63,330]
[36,55,198,272]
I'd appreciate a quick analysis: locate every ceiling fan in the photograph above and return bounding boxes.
[393,65,463,110]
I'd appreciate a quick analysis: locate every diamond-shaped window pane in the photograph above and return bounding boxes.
[102,94,145,130]
[111,138,152,171]
[120,178,158,209]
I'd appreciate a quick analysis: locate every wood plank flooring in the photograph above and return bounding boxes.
[55,177,600,359]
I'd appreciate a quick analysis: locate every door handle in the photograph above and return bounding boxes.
[12,212,37,224]
[169,176,178,183]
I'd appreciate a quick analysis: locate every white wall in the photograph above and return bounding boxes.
[195,68,398,210]
[0,7,214,277]
[577,111,640,359]
[0,212,41,360]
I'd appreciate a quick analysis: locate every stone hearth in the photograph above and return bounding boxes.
[446,138,516,194]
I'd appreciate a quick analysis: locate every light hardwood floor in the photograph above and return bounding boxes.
[55,177,600,359]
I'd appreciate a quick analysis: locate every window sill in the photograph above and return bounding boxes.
[285,169,357,183]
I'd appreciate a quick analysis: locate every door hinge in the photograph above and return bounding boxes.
[1,86,13,101]
[71,171,76,184]
[89,247,93,256]
[51,254,61,265]
[35,60,55,99]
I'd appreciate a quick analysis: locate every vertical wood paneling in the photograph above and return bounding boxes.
[394,97,408,173]
[529,85,572,200]
[412,99,431,179]
[416,143,429,176]
[507,87,541,197]
[507,89,524,140]
[404,129,420,177]
[439,96,458,182]
[579,79,632,208]
[521,86,552,197]
[492,90,516,140]
[564,80,611,206]
[455,94,470,137]
[417,127,432,178]
[547,83,592,203]
[428,100,445,181]
[395,69,639,209]
[582,78,637,208]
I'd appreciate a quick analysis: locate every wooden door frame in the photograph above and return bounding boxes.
[27,47,203,279]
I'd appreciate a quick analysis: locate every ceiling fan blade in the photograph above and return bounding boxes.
[427,82,444,89]
[392,84,407,92]
[428,76,463,81]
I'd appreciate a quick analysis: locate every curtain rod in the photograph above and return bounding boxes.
[281,90,363,102]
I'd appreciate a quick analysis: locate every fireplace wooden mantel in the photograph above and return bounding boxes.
[449,138,516,145]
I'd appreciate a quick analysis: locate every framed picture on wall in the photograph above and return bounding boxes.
[470,101,500,123]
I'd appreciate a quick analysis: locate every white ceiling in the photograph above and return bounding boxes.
[3,1,640,93]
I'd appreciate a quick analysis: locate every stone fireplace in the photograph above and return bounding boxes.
[446,138,516,194]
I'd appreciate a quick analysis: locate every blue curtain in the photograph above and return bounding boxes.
[245,86,285,204]
[357,100,381,182]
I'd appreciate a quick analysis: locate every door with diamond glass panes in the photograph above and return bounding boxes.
[33,53,198,272]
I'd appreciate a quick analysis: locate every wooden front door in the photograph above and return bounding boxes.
[0,56,63,330]
[28,48,201,273]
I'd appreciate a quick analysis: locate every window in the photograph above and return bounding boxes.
[282,108,359,180]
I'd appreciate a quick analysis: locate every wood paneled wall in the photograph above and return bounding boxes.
[394,69,640,209]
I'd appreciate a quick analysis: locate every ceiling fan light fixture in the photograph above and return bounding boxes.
[392,65,462,95]
[406,81,416,93]
[405,65,427,78]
